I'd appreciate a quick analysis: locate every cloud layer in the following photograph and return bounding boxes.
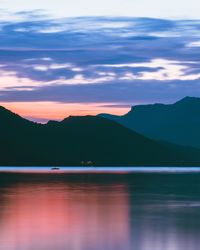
[0,13,200,120]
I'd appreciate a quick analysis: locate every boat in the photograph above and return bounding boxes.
[51,167,60,170]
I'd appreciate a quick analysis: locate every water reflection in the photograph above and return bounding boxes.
[0,174,130,250]
[128,173,200,250]
[1,173,200,250]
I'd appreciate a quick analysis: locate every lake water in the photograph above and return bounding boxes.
[1,168,200,250]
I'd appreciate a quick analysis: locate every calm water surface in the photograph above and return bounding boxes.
[0,169,200,250]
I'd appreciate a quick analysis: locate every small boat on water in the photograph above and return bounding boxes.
[51,167,60,170]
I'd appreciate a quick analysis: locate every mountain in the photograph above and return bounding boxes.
[0,105,200,166]
[99,96,200,148]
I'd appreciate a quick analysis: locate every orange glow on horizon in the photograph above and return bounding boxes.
[0,101,130,122]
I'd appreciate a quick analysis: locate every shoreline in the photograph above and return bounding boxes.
[1,166,200,173]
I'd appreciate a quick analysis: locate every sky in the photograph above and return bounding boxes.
[1,0,200,19]
[0,1,200,122]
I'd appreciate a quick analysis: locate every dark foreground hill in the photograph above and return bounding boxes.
[0,105,200,166]
[99,97,200,149]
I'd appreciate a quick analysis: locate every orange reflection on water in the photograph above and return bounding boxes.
[0,181,131,250]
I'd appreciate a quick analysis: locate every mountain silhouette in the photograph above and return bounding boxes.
[99,96,200,149]
[0,105,200,166]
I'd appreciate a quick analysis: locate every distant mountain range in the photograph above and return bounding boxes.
[0,104,200,166]
[100,97,200,149]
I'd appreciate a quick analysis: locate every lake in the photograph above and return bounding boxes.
[0,168,200,250]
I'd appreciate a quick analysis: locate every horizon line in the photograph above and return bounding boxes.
[0,96,197,123]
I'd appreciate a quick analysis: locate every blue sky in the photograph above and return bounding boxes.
[0,3,200,121]
[1,0,200,19]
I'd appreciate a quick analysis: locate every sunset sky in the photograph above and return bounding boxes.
[0,1,200,121]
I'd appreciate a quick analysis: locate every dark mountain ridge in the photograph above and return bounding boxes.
[0,104,200,166]
[99,96,200,149]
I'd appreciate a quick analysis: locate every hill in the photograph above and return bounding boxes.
[0,105,200,166]
[99,97,200,149]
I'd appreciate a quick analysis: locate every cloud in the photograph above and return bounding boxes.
[187,41,200,47]
[0,13,200,109]
[1,79,200,106]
